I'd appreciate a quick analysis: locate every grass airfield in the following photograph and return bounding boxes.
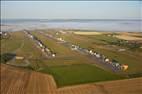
[1,30,142,88]
[46,30,142,74]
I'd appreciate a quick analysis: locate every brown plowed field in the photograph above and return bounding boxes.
[1,64,142,94]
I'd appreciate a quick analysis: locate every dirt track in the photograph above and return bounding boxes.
[1,64,142,94]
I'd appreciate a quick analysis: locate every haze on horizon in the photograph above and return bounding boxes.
[1,1,142,20]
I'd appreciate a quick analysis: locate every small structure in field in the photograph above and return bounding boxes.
[56,32,59,35]
[118,49,126,52]
[15,56,24,60]
[57,38,62,41]
[57,37,66,42]
[59,30,66,34]
[30,35,33,39]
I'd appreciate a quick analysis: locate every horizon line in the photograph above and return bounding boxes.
[1,18,142,20]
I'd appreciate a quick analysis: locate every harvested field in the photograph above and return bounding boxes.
[74,31,103,35]
[1,64,142,94]
[95,78,142,94]
[1,64,31,94]
[115,35,142,41]
[117,32,142,37]
[0,64,57,94]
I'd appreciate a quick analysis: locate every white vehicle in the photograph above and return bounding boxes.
[52,53,56,57]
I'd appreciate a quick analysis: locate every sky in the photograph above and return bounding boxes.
[1,1,142,19]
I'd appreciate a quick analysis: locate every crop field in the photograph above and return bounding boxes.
[115,35,142,40]
[43,30,142,75]
[1,64,142,94]
[30,31,125,85]
[74,31,103,35]
[1,30,142,94]
[40,64,123,87]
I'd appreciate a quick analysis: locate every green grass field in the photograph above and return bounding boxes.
[30,31,96,66]
[1,31,45,69]
[40,64,123,87]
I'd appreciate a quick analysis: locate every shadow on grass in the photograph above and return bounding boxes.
[0,53,16,63]
[128,73,142,78]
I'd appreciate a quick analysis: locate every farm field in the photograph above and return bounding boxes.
[1,30,142,94]
[1,1,142,94]
[40,64,123,87]
[29,31,126,86]
[42,30,142,75]
[1,64,142,94]
[1,31,46,69]
[1,31,124,86]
